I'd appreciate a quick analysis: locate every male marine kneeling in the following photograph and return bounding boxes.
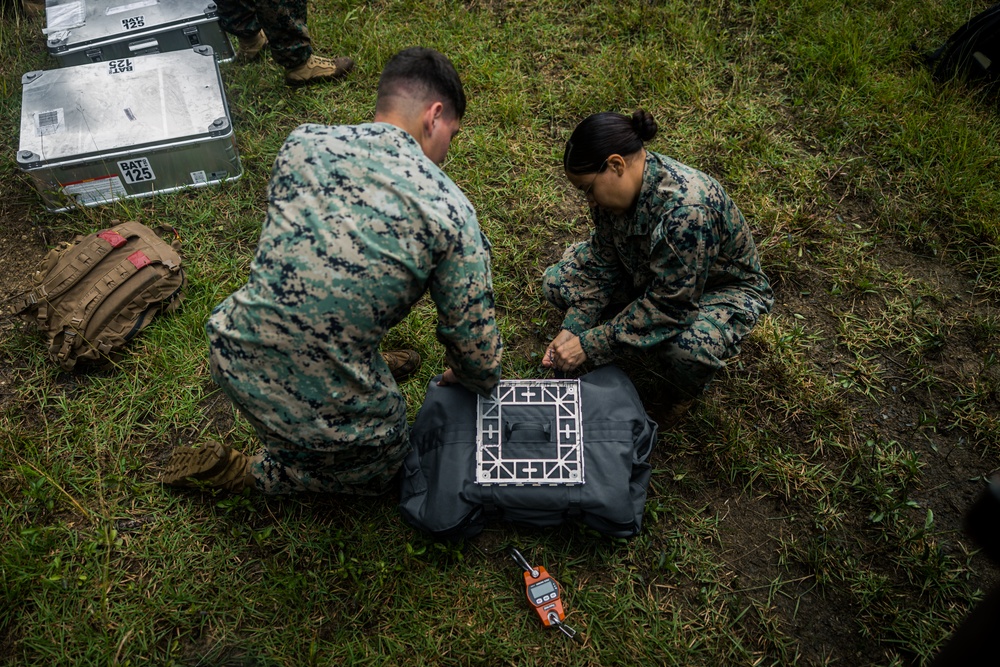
[161,47,502,495]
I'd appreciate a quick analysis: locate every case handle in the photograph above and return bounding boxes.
[128,39,159,55]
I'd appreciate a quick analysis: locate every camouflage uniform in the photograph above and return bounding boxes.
[207,122,503,495]
[214,0,311,68]
[543,151,773,399]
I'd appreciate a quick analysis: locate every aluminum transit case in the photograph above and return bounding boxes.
[45,0,234,66]
[17,46,242,213]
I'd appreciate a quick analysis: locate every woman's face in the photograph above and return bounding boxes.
[565,152,643,215]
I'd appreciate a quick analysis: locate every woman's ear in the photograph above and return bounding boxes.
[607,154,627,176]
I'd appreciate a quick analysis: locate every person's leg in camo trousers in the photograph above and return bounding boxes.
[213,0,353,84]
[542,241,758,420]
[645,303,757,400]
[214,0,310,68]
[237,401,410,496]
[541,241,632,324]
[160,362,411,495]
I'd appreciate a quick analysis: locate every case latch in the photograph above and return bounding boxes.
[183,26,202,46]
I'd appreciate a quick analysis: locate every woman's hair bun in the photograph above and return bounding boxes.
[631,109,658,143]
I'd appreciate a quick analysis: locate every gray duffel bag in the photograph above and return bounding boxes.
[398,365,657,540]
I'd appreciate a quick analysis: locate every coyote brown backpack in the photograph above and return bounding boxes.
[13,220,186,370]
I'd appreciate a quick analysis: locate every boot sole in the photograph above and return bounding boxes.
[160,441,230,486]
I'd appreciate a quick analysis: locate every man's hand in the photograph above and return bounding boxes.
[542,329,587,372]
[437,368,459,386]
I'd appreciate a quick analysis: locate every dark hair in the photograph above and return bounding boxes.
[376,47,467,119]
[563,109,658,174]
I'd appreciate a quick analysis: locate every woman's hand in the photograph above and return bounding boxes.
[542,330,587,372]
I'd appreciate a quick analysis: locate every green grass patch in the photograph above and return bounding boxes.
[2,0,1000,664]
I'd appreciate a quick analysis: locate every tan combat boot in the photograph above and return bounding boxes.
[236,30,268,62]
[383,349,421,382]
[285,55,355,87]
[160,440,253,492]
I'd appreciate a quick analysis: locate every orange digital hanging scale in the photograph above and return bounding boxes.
[510,548,578,640]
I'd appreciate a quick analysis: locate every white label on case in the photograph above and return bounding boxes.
[35,108,64,136]
[107,0,158,15]
[120,15,146,30]
[190,171,208,184]
[62,176,127,205]
[117,157,156,184]
[108,59,133,74]
[45,2,85,32]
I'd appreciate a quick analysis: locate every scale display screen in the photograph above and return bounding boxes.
[528,579,559,604]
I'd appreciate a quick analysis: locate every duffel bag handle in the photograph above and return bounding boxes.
[505,421,551,442]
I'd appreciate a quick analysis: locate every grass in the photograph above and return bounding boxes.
[2,0,1000,665]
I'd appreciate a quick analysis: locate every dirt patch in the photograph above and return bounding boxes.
[0,191,51,415]
[0,199,49,314]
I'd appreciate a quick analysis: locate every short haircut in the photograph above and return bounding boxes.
[376,47,467,119]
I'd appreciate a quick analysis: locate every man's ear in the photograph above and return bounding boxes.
[422,101,445,136]
[607,154,627,176]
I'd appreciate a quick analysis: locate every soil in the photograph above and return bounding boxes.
[0,187,50,402]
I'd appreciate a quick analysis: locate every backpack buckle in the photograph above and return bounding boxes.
[12,291,38,314]
[56,329,77,361]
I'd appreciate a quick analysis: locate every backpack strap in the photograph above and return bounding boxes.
[25,233,122,314]
[72,250,165,330]
[95,266,185,345]
[114,220,182,270]
[8,290,39,317]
